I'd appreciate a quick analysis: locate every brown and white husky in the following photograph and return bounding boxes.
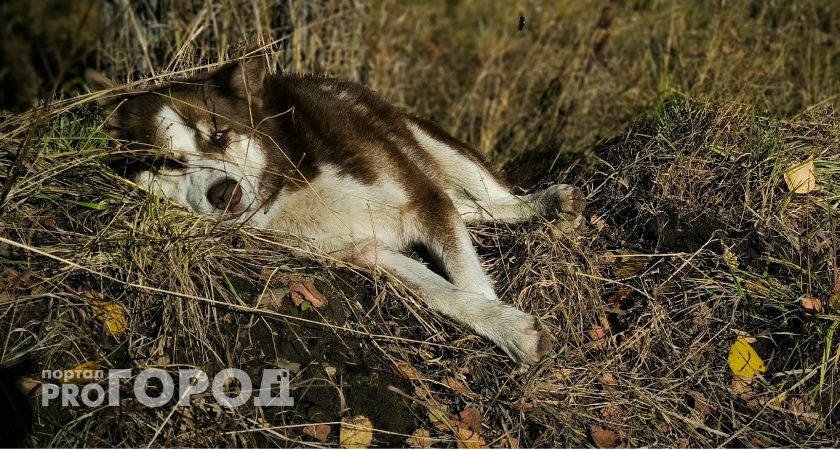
[87,57,585,366]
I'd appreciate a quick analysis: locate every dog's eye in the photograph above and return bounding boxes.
[153,154,187,170]
[212,129,229,146]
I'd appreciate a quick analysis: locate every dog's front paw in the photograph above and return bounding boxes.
[535,184,586,226]
[476,305,552,366]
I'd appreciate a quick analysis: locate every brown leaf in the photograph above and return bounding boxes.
[601,403,621,422]
[590,426,620,448]
[17,376,41,396]
[731,376,763,409]
[264,287,289,310]
[499,435,519,448]
[800,296,824,314]
[288,277,326,308]
[589,326,609,350]
[590,214,608,231]
[687,390,714,422]
[609,252,648,277]
[457,407,482,433]
[393,361,422,380]
[303,424,331,442]
[787,396,818,425]
[442,376,474,396]
[259,267,278,283]
[598,373,618,389]
[455,425,487,448]
[689,303,712,334]
[407,428,433,448]
[606,290,633,309]
[549,368,574,382]
[512,401,534,411]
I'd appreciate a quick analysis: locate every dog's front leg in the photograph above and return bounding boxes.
[343,242,548,366]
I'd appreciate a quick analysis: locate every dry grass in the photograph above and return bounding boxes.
[1,0,840,447]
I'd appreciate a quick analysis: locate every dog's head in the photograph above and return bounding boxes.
[88,59,273,221]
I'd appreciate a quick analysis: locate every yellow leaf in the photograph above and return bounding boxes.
[340,416,373,448]
[455,425,487,449]
[62,361,102,384]
[89,299,127,337]
[783,159,816,194]
[408,429,433,448]
[427,407,450,425]
[728,337,766,377]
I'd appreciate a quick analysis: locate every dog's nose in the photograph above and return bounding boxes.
[206,178,243,211]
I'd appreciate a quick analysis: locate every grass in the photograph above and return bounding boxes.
[1,0,840,447]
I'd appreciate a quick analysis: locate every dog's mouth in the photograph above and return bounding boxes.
[207,178,250,218]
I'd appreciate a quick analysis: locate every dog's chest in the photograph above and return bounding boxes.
[253,164,413,252]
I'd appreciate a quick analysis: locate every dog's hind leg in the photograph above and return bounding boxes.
[406,118,585,226]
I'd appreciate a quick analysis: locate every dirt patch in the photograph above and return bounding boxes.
[237,275,420,446]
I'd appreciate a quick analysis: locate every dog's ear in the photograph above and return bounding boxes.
[214,57,268,108]
[85,69,119,92]
[85,70,129,123]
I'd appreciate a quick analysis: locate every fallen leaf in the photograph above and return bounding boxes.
[259,267,278,283]
[455,425,487,448]
[783,159,816,194]
[770,393,787,406]
[442,376,474,396]
[601,403,621,421]
[687,390,713,422]
[88,298,127,337]
[722,246,739,269]
[590,214,608,231]
[340,416,374,448]
[414,385,432,400]
[744,281,769,298]
[62,361,102,384]
[605,290,633,309]
[830,292,840,312]
[589,326,609,350]
[408,428,433,448]
[800,296,824,314]
[609,252,648,277]
[457,407,482,433]
[499,435,519,448]
[590,426,620,448]
[598,373,618,390]
[728,337,766,377]
[303,424,331,442]
[428,405,452,429]
[731,377,759,408]
[512,401,534,411]
[17,377,41,396]
[787,396,818,425]
[549,368,575,382]
[288,277,327,309]
[263,287,289,310]
[393,361,422,380]
[688,303,713,335]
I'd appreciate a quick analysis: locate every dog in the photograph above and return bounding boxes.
[86,57,585,365]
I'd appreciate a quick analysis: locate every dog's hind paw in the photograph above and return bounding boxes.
[536,184,585,221]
